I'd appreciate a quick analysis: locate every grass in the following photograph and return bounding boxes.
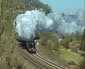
[59,48,84,64]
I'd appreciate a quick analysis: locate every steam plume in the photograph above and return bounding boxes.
[14,10,85,41]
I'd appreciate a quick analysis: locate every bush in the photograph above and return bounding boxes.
[78,58,85,69]
[39,32,60,50]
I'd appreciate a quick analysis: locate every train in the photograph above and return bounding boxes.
[27,41,37,54]
[16,37,38,54]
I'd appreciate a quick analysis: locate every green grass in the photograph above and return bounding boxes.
[59,48,84,64]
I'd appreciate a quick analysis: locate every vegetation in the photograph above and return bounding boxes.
[70,32,76,42]
[59,48,84,64]
[0,0,51,69]
[64,37,70,49]
[0,0,84,69]
[38,31,84,68]
[78,58,85,69]
[39,32,60,51]
[80,29,85,51]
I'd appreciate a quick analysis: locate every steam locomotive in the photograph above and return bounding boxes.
[16,37,38,54]
[27,41,37,54]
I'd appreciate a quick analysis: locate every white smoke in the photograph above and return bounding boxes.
[77,10,85,20]
[14,10,85,41]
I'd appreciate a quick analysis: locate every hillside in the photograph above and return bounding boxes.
[0,0,51,69]
[0,0,84,69]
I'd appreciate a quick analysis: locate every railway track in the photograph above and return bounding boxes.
[32,54,68,69]
[18,47,50,69]
[17,46,68,69]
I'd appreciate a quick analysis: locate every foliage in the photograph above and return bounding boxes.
[0,0,52,53]
[59,48,84,64]
[61,37,70,49]
[70,32,76,42]
[0,0,51,68]
[76,32,81,40]
[80,29,85,51]
[62,12,65,16]
[78,58,85,69]
[39,32,60,50]
[64,37,70,49]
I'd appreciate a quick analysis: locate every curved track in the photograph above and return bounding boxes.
[17,47,49,69]
[17,47,68,69]
[32,54,68,69]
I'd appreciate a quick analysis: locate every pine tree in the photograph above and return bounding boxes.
[76,32,80,40]
[62,12,65,16]
[80,29,85,51]
[70,32,76,42]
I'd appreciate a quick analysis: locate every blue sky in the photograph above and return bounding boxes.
[40,0,84,14]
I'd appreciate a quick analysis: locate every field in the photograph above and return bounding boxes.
[59,48,84,64]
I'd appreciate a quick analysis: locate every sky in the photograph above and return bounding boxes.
[40,0,84,14]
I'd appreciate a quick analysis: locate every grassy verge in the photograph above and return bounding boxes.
[59,48,84,64]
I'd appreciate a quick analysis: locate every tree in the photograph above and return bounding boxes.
[70,32,76,42]
[64,37,70,49]
[0,25,4,37]
[39,32,53,46]
[76,32,80,40]
[0,0,53,69]
[39,32,60,50]
[80,29,85,51]
[53,39,60,51]
[62,12,65,16]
